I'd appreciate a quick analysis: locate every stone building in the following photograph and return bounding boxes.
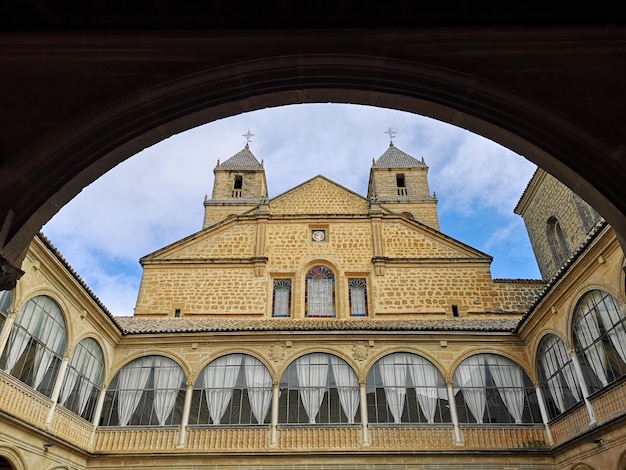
[0,141,625,470]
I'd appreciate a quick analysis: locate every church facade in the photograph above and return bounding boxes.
[0,142,624,469]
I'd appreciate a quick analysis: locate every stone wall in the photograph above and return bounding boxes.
[516,170,600,280]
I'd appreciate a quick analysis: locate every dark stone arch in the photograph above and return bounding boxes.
[2,35,626,287]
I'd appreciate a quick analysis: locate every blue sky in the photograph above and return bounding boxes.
[41,103,539,316]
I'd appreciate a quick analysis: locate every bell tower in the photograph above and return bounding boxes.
[203,139,268,229]
[367,136,439,230]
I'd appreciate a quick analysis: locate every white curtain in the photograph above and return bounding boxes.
[76,341,104,416]
[554,338,581,403]
[486,355,525,423]
[153,357,184,425]
[59,346,89,406]
[203,354,242,425]
[596,292,626,364]
[244,356,272,424]
[330,356,359,424]
[307,279,334,317]
[117,356,154,426]
[575,304,608,386]
[274,288,290,317]
[31,306,66,390]
[408,355,440,424]
[541,337,566,412]
[378,354,408,423]
[349,281,367,316]
[4,301,40,373]
[456,355,487,424]
[296,353,328,424]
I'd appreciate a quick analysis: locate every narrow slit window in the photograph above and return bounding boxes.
[452,305,459,317]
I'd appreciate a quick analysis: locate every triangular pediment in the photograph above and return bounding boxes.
[140,218,258,262]
[379,217,492,261]
[269,175,370,215]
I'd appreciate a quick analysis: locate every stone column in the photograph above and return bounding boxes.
[359,381,370,446]
[46,354,70,425]
[569,350,597,426]
[178,381,194,447]
[0,308,18,359]
[446,383,462,445]
[270,381,280,446]
[89,384,108,449]
[534,384,554,445]
[92,384,107,427]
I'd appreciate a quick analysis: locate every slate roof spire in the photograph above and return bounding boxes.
[214,145,264,171]
[372,142,427,169]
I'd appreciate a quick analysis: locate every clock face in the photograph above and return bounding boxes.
[311,230,326,242]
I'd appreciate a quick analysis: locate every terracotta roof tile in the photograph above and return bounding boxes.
[113,317,520,334]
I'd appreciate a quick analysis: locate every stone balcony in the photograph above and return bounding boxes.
[1,369,624,456]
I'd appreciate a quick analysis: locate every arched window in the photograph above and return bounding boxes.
[305,266,335,318]
[58,338,105,422]
[546,216,569,268]
[537,334,582,419]
[189,354,272,426]
[101,356,185,426]
[366,352,449,424]
[0,295,66,397]
[0,289,12,332]
[453,354,541,424]
[279,353,360,425]
[573,290,626,393]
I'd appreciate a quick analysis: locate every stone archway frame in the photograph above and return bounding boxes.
[3,54,625,286]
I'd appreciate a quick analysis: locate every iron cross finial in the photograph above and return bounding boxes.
[242,129,255,145]
[384,126,396,144]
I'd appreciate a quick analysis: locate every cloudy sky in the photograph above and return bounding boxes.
[41,103,539,316]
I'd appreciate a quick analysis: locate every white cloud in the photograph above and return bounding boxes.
[42,103,539,315]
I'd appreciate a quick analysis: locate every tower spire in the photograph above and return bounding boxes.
[384,126,396,146]
[242,129,255,148]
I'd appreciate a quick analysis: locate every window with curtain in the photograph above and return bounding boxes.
[453,354,541,424]
[305,266,335,318]
[100,355,185,426]
[272,279,292,318]
[348,279,368,317]
[189,354,273,426]
[0,289,13,333]
[0,295,66,397]
[537,334,582,419]
[58,337,105,422]
[366,352,449,424]
[279,353,360,425]
[573,289,626,394]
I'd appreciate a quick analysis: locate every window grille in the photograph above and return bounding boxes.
[305,266,335,318]
[348,279,368,316]
[366,352,449,424]
[272,279,291,317]
[452,354,542,424]
[59,337,105,422]
[0,295,66,397]
[573,290,626,393]
[100,356,185,426]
